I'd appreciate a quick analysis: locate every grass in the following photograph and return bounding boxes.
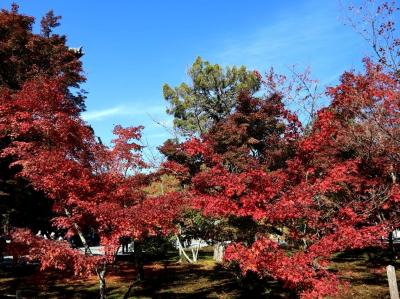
[328,247,397,299]
[0,247,397,298]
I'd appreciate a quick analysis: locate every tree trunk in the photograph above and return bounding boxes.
[389,231,398,265]
[97,262,107,299]
[175,235,193,263]
[64,208,93,255]
[191,239,201,263]
[122,280,135,299]
[178,243,183,262]
[213,242,225,263]
[65,208,111,299]
[65,208,109,298]
[134,240,145,281]
[122,248,138,299]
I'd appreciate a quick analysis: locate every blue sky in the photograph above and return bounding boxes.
[3,1,368,151]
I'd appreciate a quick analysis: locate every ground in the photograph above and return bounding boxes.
[0,247,397,298]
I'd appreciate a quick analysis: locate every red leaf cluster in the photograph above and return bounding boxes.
[161,62,400,298]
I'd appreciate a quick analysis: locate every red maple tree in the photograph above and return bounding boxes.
[0,77,183,298]
[161,59,399,298]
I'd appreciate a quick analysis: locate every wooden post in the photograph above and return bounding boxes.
[387,265,400,299]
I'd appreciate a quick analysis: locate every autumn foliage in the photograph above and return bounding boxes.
[159,59,400,298]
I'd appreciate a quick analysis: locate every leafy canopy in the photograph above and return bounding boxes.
[163,56,261,135]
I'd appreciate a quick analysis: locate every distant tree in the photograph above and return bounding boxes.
[163,56,261,135]
[144,174,181,197]
[40,10,61,38]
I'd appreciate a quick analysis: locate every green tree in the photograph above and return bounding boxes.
[163,56,261,135]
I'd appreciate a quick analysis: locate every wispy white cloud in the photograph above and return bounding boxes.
[217,23,332,68]
[213,1,362,75]
[82,104,166,121]
[82,106,123,121]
